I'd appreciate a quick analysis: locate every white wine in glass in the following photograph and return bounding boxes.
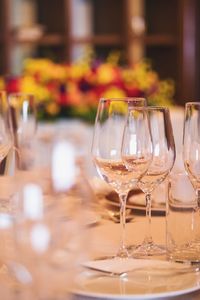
[92,98,152,259]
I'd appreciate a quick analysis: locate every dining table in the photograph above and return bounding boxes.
[1,209,200,300]
[70,207,200,300]
[1,106,200,300]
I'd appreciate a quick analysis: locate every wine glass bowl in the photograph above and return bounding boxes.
[7,93,37,170]
[8,93,37,146]
[122,108,153,182]
[91,97,151,259]
[183,102,200,198]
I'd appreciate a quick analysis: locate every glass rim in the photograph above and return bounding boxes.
[8,92,35,98]
[185,101,200,106]
[145,105,169,111]
[99,97,146,102]
[129,105,169,111]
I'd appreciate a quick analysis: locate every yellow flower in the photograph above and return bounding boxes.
[70,63,90,80]
[102,86,126,98]
[96,64,116,85]
[0,90,8,111]
[122,61,158,91]
[23,59,52,80]
[23,58,67,82]
[102,87,128,115]
[0,78,5,90]
[109,100,128,116]
[50,65,67,80]
[148,80,175,106]
[20,76,51,102]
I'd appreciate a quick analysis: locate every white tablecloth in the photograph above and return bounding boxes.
[72,215,200,300]
[1,107,194,300]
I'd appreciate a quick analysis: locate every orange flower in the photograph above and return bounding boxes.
[46,102,60,116]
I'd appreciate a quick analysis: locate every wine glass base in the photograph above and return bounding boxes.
[168,240,200,264]
[130,242,166,258]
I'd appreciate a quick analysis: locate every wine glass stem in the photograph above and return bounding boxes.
[192,189,200,242]
[144,192,153,244]
[118,193,128,257]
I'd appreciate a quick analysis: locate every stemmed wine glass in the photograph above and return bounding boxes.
[131,106,176,257]
[10,133,92,299]
[91,97,152,258]
[183,102,200,246]
[8,93,37,145]
[8,93,37,169]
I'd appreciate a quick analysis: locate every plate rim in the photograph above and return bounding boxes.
[72,271,200,300]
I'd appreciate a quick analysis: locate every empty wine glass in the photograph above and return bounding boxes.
[8,93,37,170]
[91,97,151,258]
[0,91,13,175]
[8,93,37,147]
[11,135,92,299]
[132,106,176,257]
[183,102,200,246]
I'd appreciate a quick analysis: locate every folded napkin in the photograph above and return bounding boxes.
[82,257,189,275]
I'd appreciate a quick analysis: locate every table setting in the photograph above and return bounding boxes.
[1,92,200,300]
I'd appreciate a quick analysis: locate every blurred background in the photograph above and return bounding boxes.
[0,0,199,106]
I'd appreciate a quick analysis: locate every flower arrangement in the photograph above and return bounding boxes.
[0,52,175,123]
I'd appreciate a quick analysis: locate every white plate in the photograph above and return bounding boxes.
[72,259,200,299]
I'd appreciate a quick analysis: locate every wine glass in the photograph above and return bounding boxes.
[0,91,13,175]
[91,97,151,258]
[11,134,92,299]
[8,93,37,147]
[183,102,200,246]
[131,106,176,257]
[8,93,37,169]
